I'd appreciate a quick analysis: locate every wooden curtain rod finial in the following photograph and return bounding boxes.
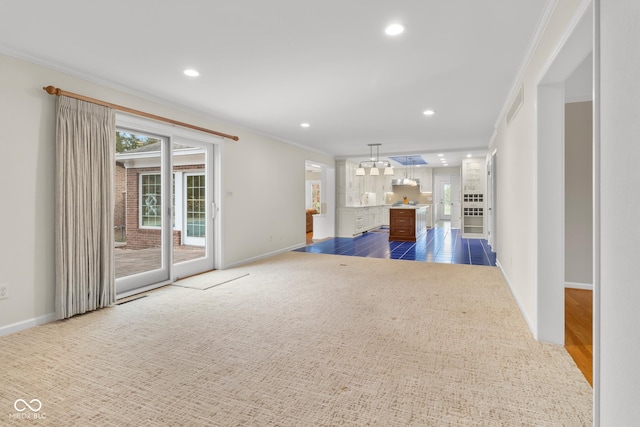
[43,85,61,96]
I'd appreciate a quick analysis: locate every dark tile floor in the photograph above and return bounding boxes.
[295,221,496,266]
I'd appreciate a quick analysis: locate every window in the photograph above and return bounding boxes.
[186,174,206,238]
[140,173,162,227]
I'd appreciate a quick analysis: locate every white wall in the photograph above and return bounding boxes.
[599,0,640,423]
[489,0,592,339]
[0,53,334,332]
[565,52,593,102]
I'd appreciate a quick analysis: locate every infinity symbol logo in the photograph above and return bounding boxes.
[14,399,42,412]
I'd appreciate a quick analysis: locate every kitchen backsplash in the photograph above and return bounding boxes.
[385,188,433,205]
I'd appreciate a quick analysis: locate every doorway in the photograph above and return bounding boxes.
[305,161,335,242]
[434,176,451,222]
[434,171,461,227]
[535,4,592,345]
[114,115,219,297]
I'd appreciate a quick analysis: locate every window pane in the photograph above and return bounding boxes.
[142,174,162,227]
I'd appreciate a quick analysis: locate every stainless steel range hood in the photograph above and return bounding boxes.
[392,178,421,187]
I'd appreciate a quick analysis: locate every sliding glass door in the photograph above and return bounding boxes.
[171,139,214,280]
[114,130,172,295]
[114,124,215,296]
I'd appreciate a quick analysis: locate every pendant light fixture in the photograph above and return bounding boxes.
[356,144,393,176]
[384,163,394,176]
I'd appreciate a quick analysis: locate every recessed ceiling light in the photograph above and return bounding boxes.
[443,163,448,166]
[423,109,435,116]
[183,69,199,77]
[300,123,310,128]
[385,24,405,36]
[467,154,472,157]
[440,158,447,162]
[437,153,444,157]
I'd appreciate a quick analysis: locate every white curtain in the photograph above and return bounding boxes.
[55,96,116,319]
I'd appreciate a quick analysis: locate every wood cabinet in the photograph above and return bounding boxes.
[389,207,427,242]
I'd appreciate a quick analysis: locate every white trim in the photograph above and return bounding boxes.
[496,259,536,338]
[537,1,594,86]
[0,313,56,337]
[565,282,593,290]
[139,172,163,229]
[533,0,594,347]
[221,244,305,269]
[565,94,593,103]
[174,172,184,232]
[536,83,566,345]
[593,1,601,422]
[182,172,207,247]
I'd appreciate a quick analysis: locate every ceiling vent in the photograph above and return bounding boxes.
[506,84,524,126]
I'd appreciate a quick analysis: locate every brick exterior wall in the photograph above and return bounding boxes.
[123,164,204,250]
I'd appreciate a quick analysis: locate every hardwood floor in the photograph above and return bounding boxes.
[565,288,593,386]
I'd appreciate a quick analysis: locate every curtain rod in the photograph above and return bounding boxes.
[42,85,239,141]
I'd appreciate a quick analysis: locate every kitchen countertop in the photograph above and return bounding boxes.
[341,204,432,208]
[389,205,429,209]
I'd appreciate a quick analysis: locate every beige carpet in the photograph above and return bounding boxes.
[0,252,592,426]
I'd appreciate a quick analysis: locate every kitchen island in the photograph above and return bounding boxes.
[389,206,427,242]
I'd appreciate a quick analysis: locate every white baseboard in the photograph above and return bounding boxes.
[222,243,305,269]
[565,282,593,290]
[496,258,537,338]
[0,313,56,337]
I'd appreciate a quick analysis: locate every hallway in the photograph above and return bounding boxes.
[297,221,496,266]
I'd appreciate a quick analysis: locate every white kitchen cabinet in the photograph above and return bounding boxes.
[382,206,390,226]
[337,159,364,207]
[381,173,394,192]
[366,206,381,229]
[337,206,384,237]
[425,205,433,228]
[416,167,433,192]
[461,158,486,238]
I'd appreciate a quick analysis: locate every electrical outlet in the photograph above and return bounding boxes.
[0,283,7,300]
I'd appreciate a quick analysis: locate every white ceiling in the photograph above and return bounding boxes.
[0,1,549,165]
